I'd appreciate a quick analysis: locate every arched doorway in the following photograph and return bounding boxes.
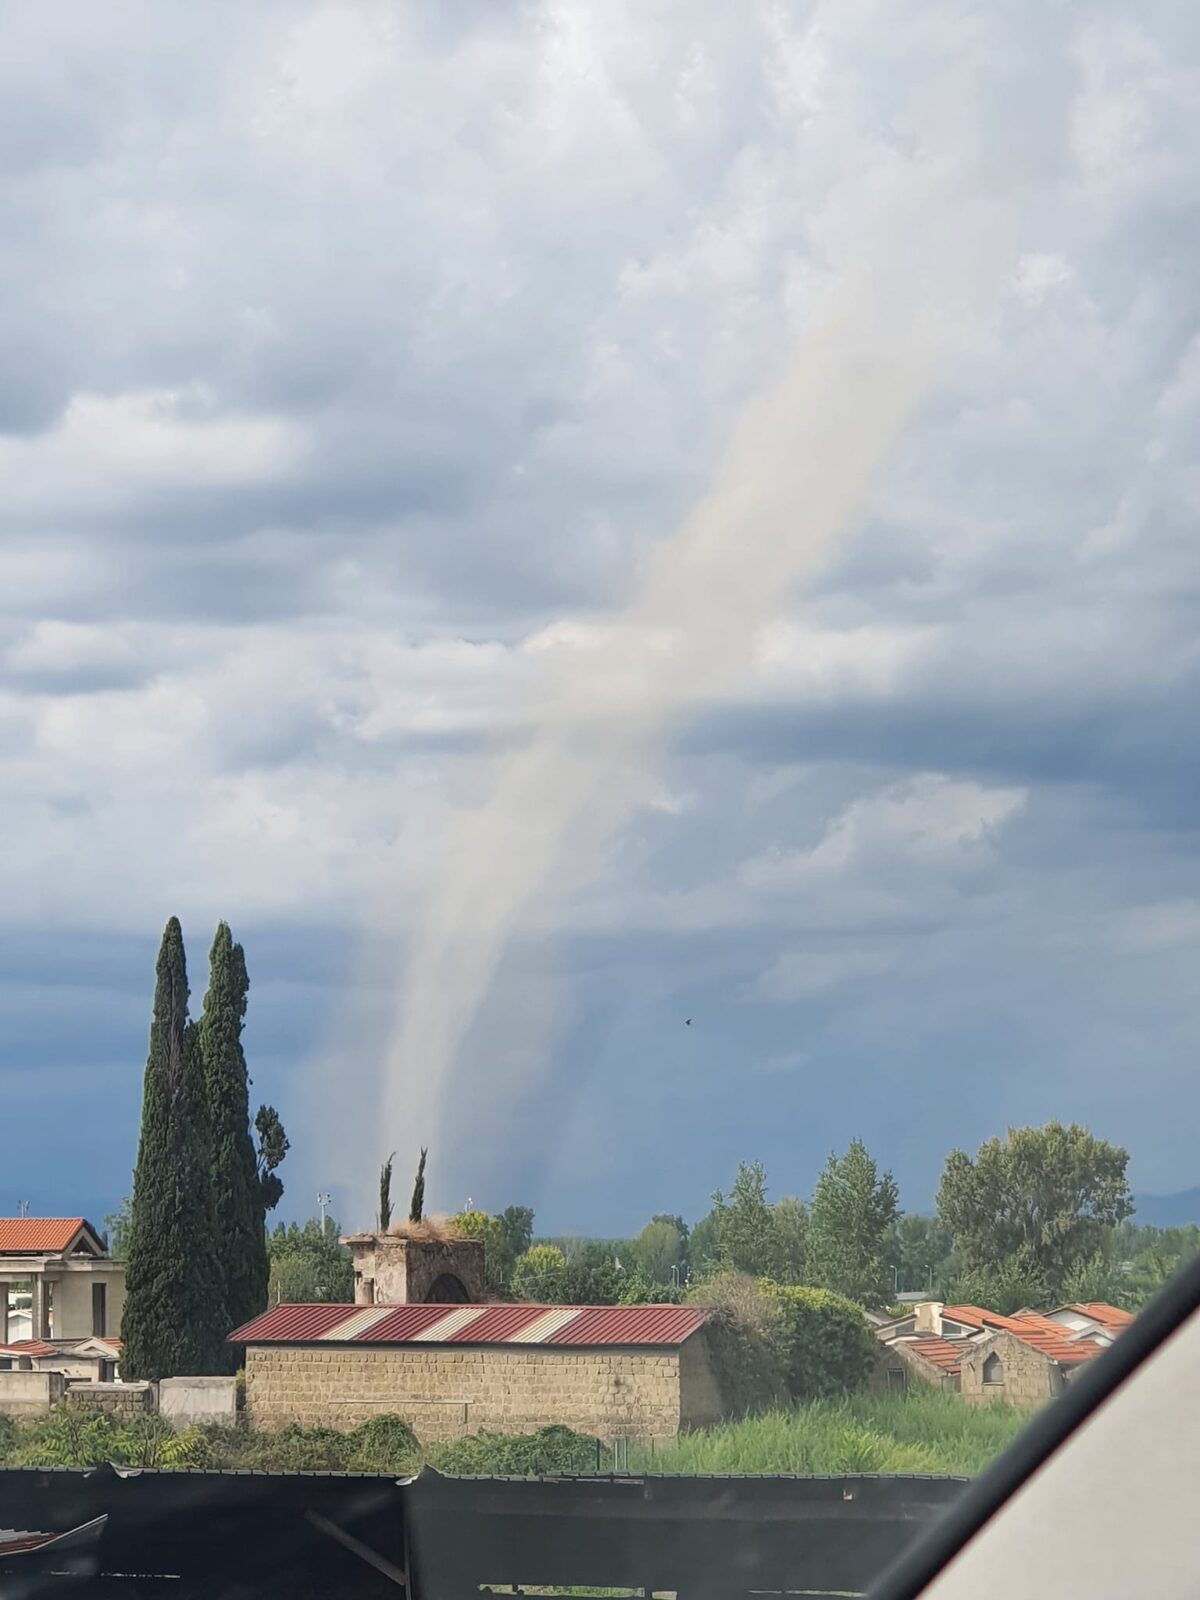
[426,1273,471,1304]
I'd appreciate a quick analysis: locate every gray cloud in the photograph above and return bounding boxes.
[2,0,1200,1224]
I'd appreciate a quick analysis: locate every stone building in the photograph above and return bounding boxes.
[872,1301,1111,1409]
[231,1301,722,1443]
[340,1230,486,1306]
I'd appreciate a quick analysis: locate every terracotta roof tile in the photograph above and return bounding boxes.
[0,1219,89,1253]
[901,1337,969,1373]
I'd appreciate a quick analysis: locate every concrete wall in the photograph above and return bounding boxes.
[245,1341,694,1443]
[63,1381,155,1417]
[0,1370,65,1418]
[159,1376,238,1428]
[50,1267,125,1341]
[958,1331,1063,1409]
[678,1334,724,1428]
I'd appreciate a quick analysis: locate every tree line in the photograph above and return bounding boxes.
[274,1119,1189,1318]
[116,917,289,1379]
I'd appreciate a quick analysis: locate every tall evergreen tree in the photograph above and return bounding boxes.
[121,918,228,1379]
[198,922,269,1345]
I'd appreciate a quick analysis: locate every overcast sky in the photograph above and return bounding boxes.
[2,0,1198,1237]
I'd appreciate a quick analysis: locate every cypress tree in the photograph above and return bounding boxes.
[198,922,269,1346]
[409,1147,428,1223]
[121,918,227,1379]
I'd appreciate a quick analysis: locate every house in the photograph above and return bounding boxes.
[1043,1302,1133,1345]
[873,1300,1113,1409]
[0,1336,121,1383]
[0,1218,125,1343]
[231,1301,723,1444]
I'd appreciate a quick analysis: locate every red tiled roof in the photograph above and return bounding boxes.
[0,1219,90,1253]
[0,1341,57,1357]
[1069,1302,1134,1328]
[230,1302,709,1348]
[901,1337,970,1373]
[936,1306,1107,1366]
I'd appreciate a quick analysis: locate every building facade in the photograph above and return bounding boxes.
[232,1301,722,1443]
[0,1218,125,1344]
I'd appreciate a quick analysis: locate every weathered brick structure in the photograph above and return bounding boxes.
[341,1232,486,1307]
[233,1303,722,1443]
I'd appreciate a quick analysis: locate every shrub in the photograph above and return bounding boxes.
[686,1271,785,1415]
[0,1415,17,1463]
[111,1413,177,1467]
[346,1414,421,1473]
[432,1424,601,1476]
[9,1407,120,1468]
[242,1422,352,1471]
[761,1282,877,1400]
[161,1425,219,1470]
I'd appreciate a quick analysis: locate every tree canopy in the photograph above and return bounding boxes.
[936,1121,1133,1293]
[807,1140,899,1305]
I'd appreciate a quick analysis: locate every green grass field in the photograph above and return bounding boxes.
[628,1392,1029,1477]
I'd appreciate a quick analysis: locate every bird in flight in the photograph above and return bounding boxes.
[684,1018,692,1027]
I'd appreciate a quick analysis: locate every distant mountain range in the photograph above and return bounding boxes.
[1133,1189,1200,1229]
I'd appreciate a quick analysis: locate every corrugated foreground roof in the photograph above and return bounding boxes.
[230,1302,709,1348]
[0,1219,91,1253]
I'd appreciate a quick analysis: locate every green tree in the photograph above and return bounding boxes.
[943,1250,1049,1316]
[379,1153,395,1231]
[453,1210,512,1295]
[255,1106,289,1212]
[937,1122,1133,1293]
[511,1244,568,1302]
[561,1242,622,1305]
[711,1161,783,1277]
[762,1282,878,1399]
[267,1216,353,1303]
[887,1214,956,1298]
[121,918,227,1378]
[807,1140,899,1305]
[409,1148,427,1223]
[773,1196,809,1286]
[499,1205,535,1260]
[103,1196,133,1259]
[631,1218,686,1285]
[197,923,269,1350]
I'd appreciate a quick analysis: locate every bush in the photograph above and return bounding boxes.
[432,1424,601,1476]
[686,1272,785,1415]
[346,1414,421,1473]
[8,1407,120,1468]
[111,1413,177,1467]
[242,1422,352,1472]
[0,1415,17,1463]
[761,1282,877,1400]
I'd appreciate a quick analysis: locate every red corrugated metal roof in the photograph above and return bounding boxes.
[441,1305,546,1342]
[228,1303,356,1343]
[230,1302,708,1348]
[0,1219,89,1253]
[545,1305,708,1346]
[354,1305,452,1342]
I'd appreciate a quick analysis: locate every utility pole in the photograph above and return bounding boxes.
[316,1192,331,1234]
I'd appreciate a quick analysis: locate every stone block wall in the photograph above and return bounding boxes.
[868,1342,959,1396]
[958,1331,1063,1409]
[63,1381,156,1417]
[245,1342,691,1443]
